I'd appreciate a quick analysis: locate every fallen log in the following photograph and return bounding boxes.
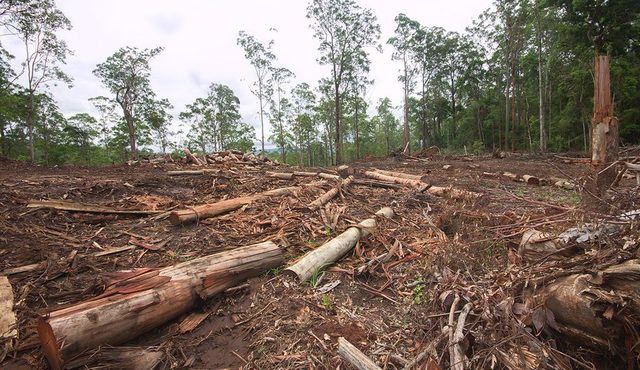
[293,171,318,177]
[308,176,354,210]
[169,186,300,225]
[183,148,203,165]
[167,170,215,176]
[502,171,520,182]
[266,171,294,180]
[352,178,402,190]
[337,165,353,178]
[38,241,283,370]
[364,171,428,191]
[285,207,393,281]
[522,175,540,186]
[337,337,382,370]
[373,169,428,182]
[0,276,17,340]
[318,172,340,180]
[426,186,482,200]
[27,200,164,215]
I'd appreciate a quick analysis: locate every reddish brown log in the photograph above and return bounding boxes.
[308,176,354,210]
[38,242,282,370]
[169,186,299,225]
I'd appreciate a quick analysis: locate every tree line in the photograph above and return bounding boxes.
[0,0,638,166]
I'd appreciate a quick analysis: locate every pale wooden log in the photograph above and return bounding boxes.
[450,303,473,370]
[318,172,340,180]
[38,242,282,370]
[502,171,521,182]
[364,171,428,190]
[550,176,575,190]
[337,337,382,370]
[522,175,540,186]
[426,186,482,200]
[285,207,393,281]
[167,170,206,175]
[183,148,203,165]
[443,165,452,170]
[293,171,318,177]
[373,168,428,182]
[0,276,17,340]
[267,171,294,180]
[337,165,352,178]
[308,176,354,210]
[27,200,164,215]
[169,186,299,225]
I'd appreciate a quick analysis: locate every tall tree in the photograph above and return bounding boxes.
[268,67,295,163]
[13,0,72,163]
[93,46,163,160]
[237,31,275,154]
[307,0,381,164]
[389,13,420,154]
[291,82,317,166]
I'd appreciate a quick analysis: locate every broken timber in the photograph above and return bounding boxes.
[169,186,299,225]
[285,207,393,281]
[308,176,354,210]
[364,171,481,200]
[0,276,17,340]
[38,241,282,370]
[373,168,428,182]
[27,200,164,215]
[337,337,382,370]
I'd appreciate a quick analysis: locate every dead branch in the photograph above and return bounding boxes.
[337,337,382,370]
[308,176,354,210]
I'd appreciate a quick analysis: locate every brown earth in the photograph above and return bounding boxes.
[0,152,637,369]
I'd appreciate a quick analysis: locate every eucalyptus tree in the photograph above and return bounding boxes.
[388,13,420,154]
[12,0,72,163]
[237,31,275,153]
[180,97,210,153]
[143,98,174,154]
[374,97,398,155]
[291,82,317,166]
[307,0,381,164]
[93,46,163,159]
[268,67,295,163]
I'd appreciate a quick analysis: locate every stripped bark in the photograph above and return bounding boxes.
[0,276,17,340]
[169,186,299,225]
[285,207,394,281]
[38,242,283,370]
[308,176,354,210]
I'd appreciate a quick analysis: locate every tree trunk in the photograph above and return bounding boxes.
[334,81,342,165]
[38,242,283,370]
[27,92,35,163]
[590,55,619,194]
[259,82,265,153]
[354,94,360,160]
[537,16,547,152]
[169,186,300,225]
[123,108,137,160]
[285,207,393,281]
[308,176,354,210]
[510,57,518,152]
[403,56,410,155]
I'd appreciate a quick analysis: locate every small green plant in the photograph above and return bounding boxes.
[308,264,329,288]
[268,267,282,276]
[324,225,332,237]
[322,294,332,310]
[412,278,426,305]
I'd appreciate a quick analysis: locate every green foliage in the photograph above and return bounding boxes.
[321,294,332,310]
[412,279,426,305]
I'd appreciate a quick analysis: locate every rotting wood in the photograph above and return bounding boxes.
[169,186,300,225]
[337,165,352,178]
[38,241,283,370]
[2,262,45,276]
[285,207,393,282]
[451,303,473,370]
[308,176,354,210]
[337,337,382,370]
[27,200,164,215]
[522,175,540,186]
[0,276,17,340]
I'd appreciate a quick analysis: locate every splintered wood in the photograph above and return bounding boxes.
[0,276,17,340]
[38,242,283,370]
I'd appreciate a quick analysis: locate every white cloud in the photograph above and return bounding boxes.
[10,0,494,144]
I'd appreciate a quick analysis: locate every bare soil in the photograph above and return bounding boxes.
[0,153,636,369]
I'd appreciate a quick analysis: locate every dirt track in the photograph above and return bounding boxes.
[2,153,632,369]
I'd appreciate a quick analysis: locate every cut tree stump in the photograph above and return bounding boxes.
[38,241,283,370]
[308,176,354,210]
[169,186,300,225]
[285,207,393,281]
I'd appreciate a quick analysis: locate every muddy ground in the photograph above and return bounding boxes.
[0,152,637,369]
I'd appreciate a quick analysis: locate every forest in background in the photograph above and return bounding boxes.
[0,0,638,166]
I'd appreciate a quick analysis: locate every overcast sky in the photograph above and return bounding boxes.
[7,0,494,145]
